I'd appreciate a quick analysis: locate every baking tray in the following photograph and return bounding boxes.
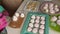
[20,12,49,34]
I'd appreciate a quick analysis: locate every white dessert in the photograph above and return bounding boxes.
[20,13,25,18]
[45,3,48,7]
[13,16,18,21]
[57,20,60,25]
[41,16,45,21]
[31,15,35,19]
[15,12,19,17]
[51,16,57,22]
[30,19,35,23]
[40,25,45,29]
[49,3,54,7]
[55,8,59,12]
[34,23,39,28]
[50,10,55,14]
[40,21,45,25]
[32,28,38,33]
[36,16,40,19]
[27,27,32,32]
[55,5,58,8]
[49,3,54,10]
[39,29,44,34]
[43,6,48,10]
[35,19,40,23]
[29,23,33,28]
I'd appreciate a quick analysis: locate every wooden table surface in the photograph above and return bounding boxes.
[6,0,60,34]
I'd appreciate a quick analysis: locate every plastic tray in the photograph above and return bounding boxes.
[50,14,60,32]
[39,1,60,15]
[24,1,40,12]
[0,5,5,13]
[20,12,49,34]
